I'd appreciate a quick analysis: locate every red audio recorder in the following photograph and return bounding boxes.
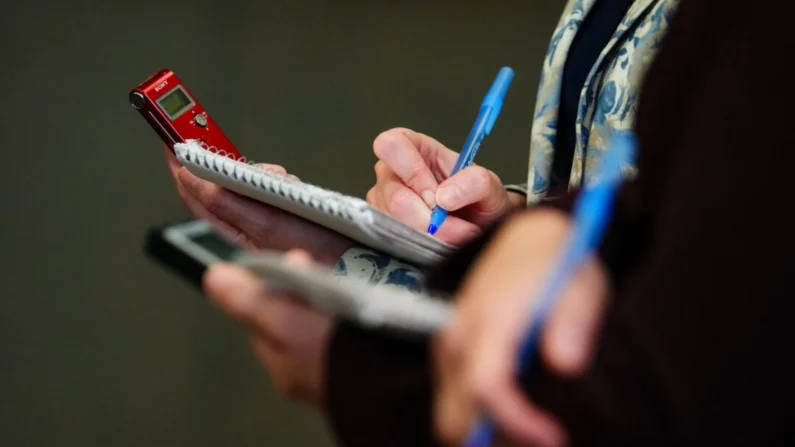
[129,69,242,159]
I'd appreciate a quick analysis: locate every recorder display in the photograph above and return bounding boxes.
[157,86,194,119]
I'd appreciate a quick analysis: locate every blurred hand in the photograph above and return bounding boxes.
[433,209,609,447]
[366,128,525,245]
[203,250,334,409]
[165,147,352,266]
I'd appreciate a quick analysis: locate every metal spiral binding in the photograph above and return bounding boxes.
[196,141,257,166]
[183,141,359,222]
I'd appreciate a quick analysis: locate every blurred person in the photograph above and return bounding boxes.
[431,0,795,443]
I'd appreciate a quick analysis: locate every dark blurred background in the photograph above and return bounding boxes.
[0,1,562,445]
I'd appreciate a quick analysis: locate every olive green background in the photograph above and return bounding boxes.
[0,1,562,445]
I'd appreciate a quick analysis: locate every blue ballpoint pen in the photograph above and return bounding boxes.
[463,132,637,447]
[427,66,515,235]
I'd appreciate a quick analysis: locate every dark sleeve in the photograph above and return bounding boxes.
[522,1,795,445]
[324,323,437,447]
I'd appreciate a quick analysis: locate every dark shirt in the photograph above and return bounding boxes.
[552,0,633,186]
[324,0,795,445]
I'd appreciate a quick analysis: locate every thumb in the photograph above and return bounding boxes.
[203,263,267,326]
[436,166,509,223]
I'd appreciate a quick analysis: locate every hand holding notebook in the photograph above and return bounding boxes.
[133,67,514,266]
[174,140,456,266]
[165,146,360,266]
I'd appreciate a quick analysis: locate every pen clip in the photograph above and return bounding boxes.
[481,105,498,135]
[481,66,514,134]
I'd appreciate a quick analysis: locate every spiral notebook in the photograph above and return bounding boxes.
[173,140,456,266]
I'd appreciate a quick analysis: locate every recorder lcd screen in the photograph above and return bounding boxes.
[157,86,194,119]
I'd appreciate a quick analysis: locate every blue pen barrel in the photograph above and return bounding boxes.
[427,66,514,236]
[482,67,514,134]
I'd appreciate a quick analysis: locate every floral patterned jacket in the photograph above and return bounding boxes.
[332,0,680,289]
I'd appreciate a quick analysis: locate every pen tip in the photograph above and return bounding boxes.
[427,224,438,235]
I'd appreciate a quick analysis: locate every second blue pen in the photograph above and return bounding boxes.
[427,66,515,235]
